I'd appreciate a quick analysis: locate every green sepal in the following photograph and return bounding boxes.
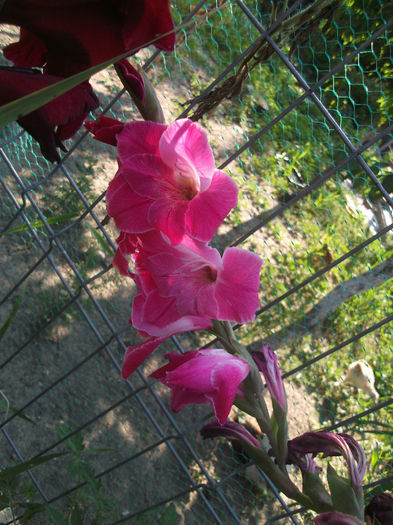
[327,464,363,520]
[302,470,333,512]
[271,398,288,468]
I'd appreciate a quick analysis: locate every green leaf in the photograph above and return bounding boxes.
[85,224,113,256]
[0,453,65,481]
[69,504,84,525]
[20,502,47,522]
[83,447,116,455]
[382,174,393,193]
[327,464,362,519]
[3,212,79,235]
[46,505,68,525]
[302,470,332,512]
[159,503,180,525]
[0,493,11,510]
[55,425,84,453]
[0,399,37,425]
[0,282,27,343]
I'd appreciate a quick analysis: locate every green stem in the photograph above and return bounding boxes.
[270,0,279,26]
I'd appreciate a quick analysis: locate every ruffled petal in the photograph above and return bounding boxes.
[215,248,262,323]
[159,119,215,190]
[121,337,165,379]
[117,121,167,162]
[106,175,152,233]
[186,170,238,242]
[209,358,250,424]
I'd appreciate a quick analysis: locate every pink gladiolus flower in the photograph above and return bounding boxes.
[314,512,363,524]
[1,0,175,77]
[151,349,250,424]
[106,119,239,243]
[0,67,98,162]
[119,231,261,378]
[130,232,262,337]
[252,344,286,410]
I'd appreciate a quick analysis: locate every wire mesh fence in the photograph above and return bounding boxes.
[0,0,392,523]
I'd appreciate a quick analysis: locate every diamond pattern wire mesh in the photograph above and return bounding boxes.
[0,0,392,523]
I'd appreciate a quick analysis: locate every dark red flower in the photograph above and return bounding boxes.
[85,115,124,147]
[365,492,393,525]
[1,0,175,77]
[0,67,99,162]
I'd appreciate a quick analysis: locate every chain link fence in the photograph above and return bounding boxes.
[0,0,392,523]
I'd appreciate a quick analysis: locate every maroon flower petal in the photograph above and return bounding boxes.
[201,420,261,449]
[115,59,145,103]
[0,0,175,77]
[3,28,47,68]
[0,68,98,162]
[365,492,393,525]
[85,115,124,146]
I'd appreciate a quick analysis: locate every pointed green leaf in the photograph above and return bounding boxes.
[46,505,68,525]
[55,425,85,453]
[85,224,113,256]
[69,504,84,525]
[0,453,65,480]
[159,503,180,525]
[3,212,79,235]
[20,502,47,522]
[327,464,362,519]
[83,447,116,455]
[0,399,37,425]
[302,470,332,512]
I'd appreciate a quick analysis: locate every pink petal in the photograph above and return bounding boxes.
[131,289,211,338]
[150,351,199,380]
[121,154,173,200]
[148,199,188,245]
[209,358,250,424]
[159,119,215,190]
[121,337,166,379]
[176,282,218,318]
[215,248,262,323]
[106,175,152,233]
[170,387,208,412]
[187,170,238,242]
[117,121,167,163]
[113,247,132,276]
